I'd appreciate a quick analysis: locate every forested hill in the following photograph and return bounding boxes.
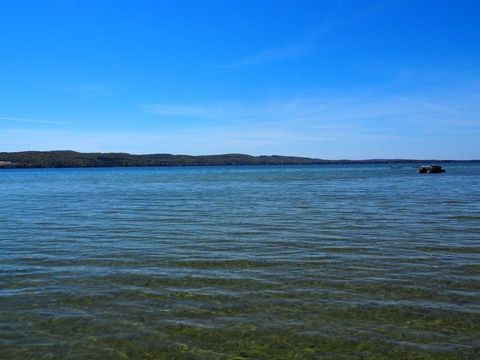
[0,151,477,168]
[0,151,324,168]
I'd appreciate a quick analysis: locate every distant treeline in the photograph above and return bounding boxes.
[0,151,478,168]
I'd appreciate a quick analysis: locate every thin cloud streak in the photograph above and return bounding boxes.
[218,44,311,68]
[138,89,480,159]
[0,116,67,125]
[140,104,222,118]
[141,91,475,127]
[218,2,381,68]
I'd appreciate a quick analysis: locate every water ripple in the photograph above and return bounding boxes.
[0,165,479,359]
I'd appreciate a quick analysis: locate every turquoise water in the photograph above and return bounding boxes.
[1,164,479,359]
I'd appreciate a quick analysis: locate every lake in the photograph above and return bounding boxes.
[1,164,479,359]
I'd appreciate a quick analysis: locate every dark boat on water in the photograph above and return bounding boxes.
[417,165,446,173]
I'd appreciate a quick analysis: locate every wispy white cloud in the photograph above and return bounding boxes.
[141,104,224,119]
[2,88,478,159]
[141,91,471,126]
[218,2,381,68]
[137,88,480,159]
[393,96,460,114]
[219,44,311,68]
[0,116,67,125]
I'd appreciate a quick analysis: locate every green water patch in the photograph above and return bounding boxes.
[3,287,479,359]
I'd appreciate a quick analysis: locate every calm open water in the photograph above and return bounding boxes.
[0,164,479,359]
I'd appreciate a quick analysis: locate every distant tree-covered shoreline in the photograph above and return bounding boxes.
[0,151,478,169]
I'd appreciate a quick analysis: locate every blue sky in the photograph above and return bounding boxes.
[1,0,479,159]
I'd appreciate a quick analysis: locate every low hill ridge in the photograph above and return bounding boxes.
[0,151,477,168]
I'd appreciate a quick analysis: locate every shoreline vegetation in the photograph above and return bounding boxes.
[0,150,479,169]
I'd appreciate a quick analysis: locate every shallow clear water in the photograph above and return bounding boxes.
[1,164,479,359]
